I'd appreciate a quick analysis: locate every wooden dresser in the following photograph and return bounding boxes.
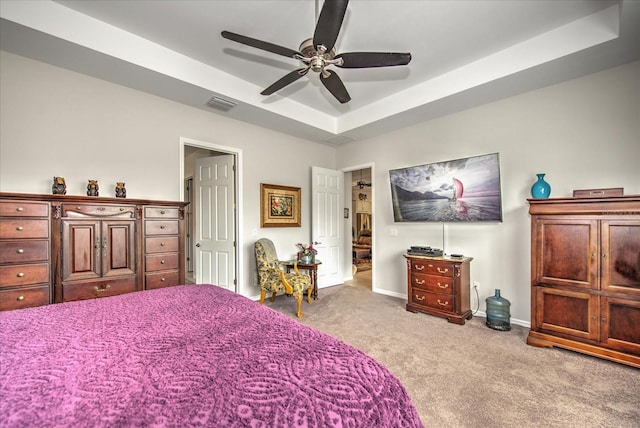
[0,199,51,310]
[404,255,473,325]
[527,196,640,368]
[0,192,187,311]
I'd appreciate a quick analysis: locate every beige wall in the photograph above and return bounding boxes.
[336,60,640,325]
[0,51,335,297]
[2,49,639,324]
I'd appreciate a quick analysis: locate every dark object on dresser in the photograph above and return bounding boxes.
[86,179,99,196]
[404,254,473,325]
[527,195,640,368]
[51,176,66,195]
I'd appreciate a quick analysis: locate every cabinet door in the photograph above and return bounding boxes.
[601,297,640,355]
[102,220,136,277]
[535,287,599,341]
[62,220,101,281]
[601,220,640,295]
[534,218,598,290]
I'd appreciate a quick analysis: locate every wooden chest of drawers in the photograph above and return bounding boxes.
[143,206,184,290]
[404,255,473,325]
[0,200,51,310]
[1,192,187,311]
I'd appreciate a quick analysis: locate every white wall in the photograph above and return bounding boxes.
[2,50,639,324]
[0,51,335,297]
[336,61,640,326]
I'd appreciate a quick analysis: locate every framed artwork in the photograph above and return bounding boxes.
[260,183,301,227]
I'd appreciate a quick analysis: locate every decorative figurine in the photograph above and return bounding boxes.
[115,182,127,198]
[52,177,67,195]
[87,180,99,197]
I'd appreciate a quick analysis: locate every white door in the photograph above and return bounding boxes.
[195,155,236,290]
[311,166,342,287]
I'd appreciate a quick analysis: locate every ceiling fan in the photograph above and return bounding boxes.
[221,0,411,104]
[355,170,371,189]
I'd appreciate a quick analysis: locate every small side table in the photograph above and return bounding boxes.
[285,260,321,300]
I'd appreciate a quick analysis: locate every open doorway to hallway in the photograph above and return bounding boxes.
[349,167,372,290]
[182,141,239,291]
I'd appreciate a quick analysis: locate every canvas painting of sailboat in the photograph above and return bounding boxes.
[389,153,503,222]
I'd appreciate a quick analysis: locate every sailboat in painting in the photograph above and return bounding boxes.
[452,178,464,201]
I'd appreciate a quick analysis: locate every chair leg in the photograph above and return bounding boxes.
[259,290,266,304]
[307,286,313,303]
[295,293,303,318]
[270,292,277,302]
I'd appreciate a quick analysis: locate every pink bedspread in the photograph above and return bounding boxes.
[0,284,423,427]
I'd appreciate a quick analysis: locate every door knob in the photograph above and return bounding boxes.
[196,243,201,247]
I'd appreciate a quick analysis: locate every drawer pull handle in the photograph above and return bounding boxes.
[16,226,24,231]
[94,284,111,293]
[16,207,24,212]
[17,295,25,301]
[415,265,425,271]
[97,207,105,211]
[16,248,25,254]
[437,299,449,306]
[17,272,25,278]
[437,267,449,274]
[160,225,165,229]
[161,277,166,282]
[160,242,166,246]
[120,208,125,211]
[414,279,425,285]
[415,294,425,301]
[160,260,166,264]
[437,283,449,289]
[160,210,166,214]
[76,206,82,210]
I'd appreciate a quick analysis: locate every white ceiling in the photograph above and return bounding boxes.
[1,0,639,145]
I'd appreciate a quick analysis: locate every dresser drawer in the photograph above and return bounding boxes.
[144,207,180,219]
[145,236,179,253]
[62,277,136,302]
[0,219,49,239]
[145,220,179,235]
[410,273,454,294]
[411,289,455,312]
[0,263,49,287]
[145,253,179,272]
[0,285,50,311]
[0,240,49,263]
[0,201,49,217]
[412,260,455,277]
[62,204,135,218]
[145,270,180,290]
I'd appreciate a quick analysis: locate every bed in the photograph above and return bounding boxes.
[0,284,423,427]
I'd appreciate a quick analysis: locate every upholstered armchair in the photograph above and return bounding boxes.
[254,238,312,318]
[352,229,372,264]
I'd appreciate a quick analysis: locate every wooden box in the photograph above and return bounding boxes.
[572,187,623,198]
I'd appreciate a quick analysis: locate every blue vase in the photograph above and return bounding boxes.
[531,173,551,199]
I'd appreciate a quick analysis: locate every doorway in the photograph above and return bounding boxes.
[180,138,241,292]
[347,166,373,290]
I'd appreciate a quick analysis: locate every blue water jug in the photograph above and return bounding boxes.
[486,289,511,331]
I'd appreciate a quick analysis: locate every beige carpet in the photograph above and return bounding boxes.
[265,276,640,428]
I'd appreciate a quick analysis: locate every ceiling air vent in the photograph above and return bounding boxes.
[206,96,237,112]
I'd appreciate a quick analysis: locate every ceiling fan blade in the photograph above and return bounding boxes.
[320,69,351,104]
[335,52,412,68]
[313,0,349,52]
[221,31,301,58]
[261,68,310,95]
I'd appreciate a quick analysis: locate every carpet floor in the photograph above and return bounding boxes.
[265,274,640,428]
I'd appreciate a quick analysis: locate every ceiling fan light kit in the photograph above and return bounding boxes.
[221,0,411,104]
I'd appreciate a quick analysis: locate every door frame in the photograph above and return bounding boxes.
[179,137,243,293]
[342,163,375,291]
